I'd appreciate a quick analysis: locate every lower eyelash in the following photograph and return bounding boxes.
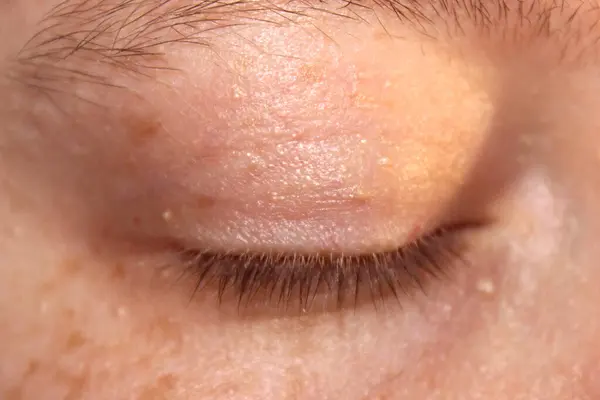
[174,225,470,313]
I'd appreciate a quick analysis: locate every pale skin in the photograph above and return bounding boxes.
[2,0,600,399]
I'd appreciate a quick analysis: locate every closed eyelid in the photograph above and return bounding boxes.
[0,0,589,255]
[3,0,575,250]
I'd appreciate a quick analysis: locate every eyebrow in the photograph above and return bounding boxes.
[8,0,599,99]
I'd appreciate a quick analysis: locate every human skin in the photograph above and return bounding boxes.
[1,0,600,398]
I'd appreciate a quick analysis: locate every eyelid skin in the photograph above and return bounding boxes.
[5,0,594,256]
[4,0,502,256]
[131,25,495,252]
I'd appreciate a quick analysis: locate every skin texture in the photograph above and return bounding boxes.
[2,0,600,399]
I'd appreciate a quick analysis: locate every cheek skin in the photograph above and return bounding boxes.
[2,164,600,400]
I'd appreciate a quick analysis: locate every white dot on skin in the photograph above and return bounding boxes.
[162,209,173,221]
[377,157,391,166]
[160,269,172,279]
[476,278,495,294]
[232,84,245,98]
[117,306,127,318]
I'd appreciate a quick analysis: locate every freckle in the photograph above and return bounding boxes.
[62,307,76,320]
[24,360,40,377]
[137,373,177,400]
[246,161,260,176]
[476,278,495,295]
[132,216,142,226]
[134,353,153,369]
[62,371,87,400]
[4,386,23,400]
[196,195,217,208]
[146,318,184,349]
[298,63,325,84]
[371,396,389,400]
[39,277,58,294]
[111,263,126,280]
[283,363,305,399]
[156,374,176,391]
[126,115,161,145]
[61,257,82,276]
[65,330,87,351]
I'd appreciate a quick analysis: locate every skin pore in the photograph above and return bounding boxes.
[2,0,600,398]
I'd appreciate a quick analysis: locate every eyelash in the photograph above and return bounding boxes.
[174,224,470,313]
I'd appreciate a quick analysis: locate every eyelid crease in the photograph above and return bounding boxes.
[172,224,469,313]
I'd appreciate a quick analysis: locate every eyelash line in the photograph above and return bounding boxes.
[173,224,470,313]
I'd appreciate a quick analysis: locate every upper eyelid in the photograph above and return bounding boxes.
[173,223,467,312]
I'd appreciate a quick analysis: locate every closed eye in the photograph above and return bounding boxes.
[169,222,478,315]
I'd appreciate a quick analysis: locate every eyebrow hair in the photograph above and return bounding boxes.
[7,0,599,101]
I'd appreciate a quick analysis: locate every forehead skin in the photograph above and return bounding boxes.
[2,0,600,399]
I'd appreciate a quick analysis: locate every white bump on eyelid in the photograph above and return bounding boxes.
[232,84,246,99]
[160,268,173,279]
[377,157,391,166]
[476,278,495,295]
[271,192,285,200]
[116,306,128,318]
[162,209,173,221]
